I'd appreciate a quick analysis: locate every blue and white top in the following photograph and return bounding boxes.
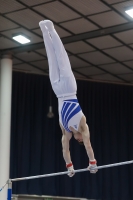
[58,95,83,133]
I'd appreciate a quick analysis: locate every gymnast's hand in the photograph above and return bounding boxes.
[66,163,75,177]
[88,159,98,174]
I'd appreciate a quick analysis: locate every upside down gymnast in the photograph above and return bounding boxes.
[39,20,98,177]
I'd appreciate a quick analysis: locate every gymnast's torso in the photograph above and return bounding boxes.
[58,95,83,133]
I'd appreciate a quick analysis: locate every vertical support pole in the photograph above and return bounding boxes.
[7,179,12,200]
[0,54,12,200]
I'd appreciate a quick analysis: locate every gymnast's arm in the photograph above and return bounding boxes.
[81,119,98,173]
[60,125,75,177]
[81,121,95,160]
[61,131,72,164]
[80,116,97,173]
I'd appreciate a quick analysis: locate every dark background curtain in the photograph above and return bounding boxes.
[10,71,133,200]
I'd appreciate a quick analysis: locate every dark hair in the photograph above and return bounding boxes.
[78,141,84,145]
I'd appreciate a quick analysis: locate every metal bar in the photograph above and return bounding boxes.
[7,179,12,200]
[0,181,8,192]
[1,22,133,55]
[11,160,133,182]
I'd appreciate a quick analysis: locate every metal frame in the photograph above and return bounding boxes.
[0,0,133,82]
[5,160,133,200]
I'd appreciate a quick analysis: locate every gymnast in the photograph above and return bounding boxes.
[39,20,97,177]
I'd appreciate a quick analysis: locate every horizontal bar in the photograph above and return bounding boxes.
[11,160,133,182]
[63,22,133,44]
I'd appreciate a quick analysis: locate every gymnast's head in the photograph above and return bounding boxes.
[69,126,83,143]
[72,131,83,144]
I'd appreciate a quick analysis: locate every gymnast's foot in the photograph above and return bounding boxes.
[44,20,54,31]
[39,20,48,33]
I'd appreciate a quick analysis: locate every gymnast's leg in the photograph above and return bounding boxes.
[39,21,59,86]
[44,20,75,79]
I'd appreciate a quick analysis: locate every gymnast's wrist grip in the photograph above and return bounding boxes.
[89,159,97,165]
[66,162,73,168]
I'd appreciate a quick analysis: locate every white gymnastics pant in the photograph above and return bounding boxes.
[40,22,77,98]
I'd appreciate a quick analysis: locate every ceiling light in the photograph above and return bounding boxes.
[12,34,30,44]
[125,8,133,18]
